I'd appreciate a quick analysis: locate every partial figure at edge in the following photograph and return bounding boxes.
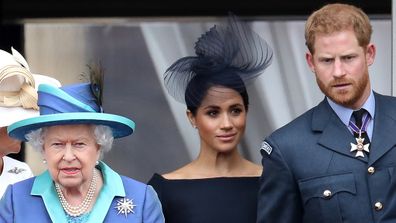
[0,47,61,197]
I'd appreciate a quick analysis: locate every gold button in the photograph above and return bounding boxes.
[374,202,383,211]
[368,167,375,174]
[323,190,332,198]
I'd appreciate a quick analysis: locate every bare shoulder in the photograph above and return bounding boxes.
[243,160,263,176]
[161,163,194,180]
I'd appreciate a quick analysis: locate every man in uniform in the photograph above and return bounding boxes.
[257,3,396,223]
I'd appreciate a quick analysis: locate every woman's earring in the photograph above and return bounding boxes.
[42,159,47,164]
[95,160,99,165]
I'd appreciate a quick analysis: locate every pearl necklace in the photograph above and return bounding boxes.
[55,169,98,217]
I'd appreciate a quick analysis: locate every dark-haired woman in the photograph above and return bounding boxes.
[148,15,273,223]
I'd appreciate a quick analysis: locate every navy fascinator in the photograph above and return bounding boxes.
[163,14,273,107]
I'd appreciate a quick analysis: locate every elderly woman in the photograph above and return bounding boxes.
[0,74,164,222]
[0,47,61,197]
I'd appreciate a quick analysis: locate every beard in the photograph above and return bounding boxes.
[317,72,369,108]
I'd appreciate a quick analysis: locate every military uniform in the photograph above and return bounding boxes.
[257,92,396,223]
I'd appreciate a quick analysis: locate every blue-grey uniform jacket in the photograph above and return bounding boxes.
[257,93,396,223]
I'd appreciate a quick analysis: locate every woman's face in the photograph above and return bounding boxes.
[43,124,100,189]
[188,86,247,153]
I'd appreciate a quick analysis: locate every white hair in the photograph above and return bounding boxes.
[25,124,114,159]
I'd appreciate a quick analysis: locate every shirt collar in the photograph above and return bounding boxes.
[31,170,67,221]
[327,90,375,126]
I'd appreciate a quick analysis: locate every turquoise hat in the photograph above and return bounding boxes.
[8,82,135,141]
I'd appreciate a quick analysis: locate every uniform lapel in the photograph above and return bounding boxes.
[369,93,396,165]
[313,99,368,163]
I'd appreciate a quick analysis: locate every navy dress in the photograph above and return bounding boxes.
[148,173,259,223]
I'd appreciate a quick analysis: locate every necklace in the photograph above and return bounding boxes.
[55,169,98,217]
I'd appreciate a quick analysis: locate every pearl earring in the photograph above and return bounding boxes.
[42,160,47,164]
[95,160,99,165]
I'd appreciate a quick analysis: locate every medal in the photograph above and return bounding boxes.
[349,112,370,157]
[350,130,370,157]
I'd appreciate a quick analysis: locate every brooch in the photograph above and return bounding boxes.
[115,198,136,217]
[7,167,26,174]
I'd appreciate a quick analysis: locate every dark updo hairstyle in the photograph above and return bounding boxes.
[163,14,273,113]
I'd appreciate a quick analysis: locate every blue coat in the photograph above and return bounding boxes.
[0,162,164,223]
[257,93,396,223]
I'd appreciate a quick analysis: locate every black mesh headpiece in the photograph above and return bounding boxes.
[163,14,273,108]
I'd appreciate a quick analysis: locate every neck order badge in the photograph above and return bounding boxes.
[349,109,371,157]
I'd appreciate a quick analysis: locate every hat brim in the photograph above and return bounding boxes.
[8,112,135,141]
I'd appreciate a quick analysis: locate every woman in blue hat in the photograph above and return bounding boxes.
[0,68,164,223]
[148,15,273,223]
